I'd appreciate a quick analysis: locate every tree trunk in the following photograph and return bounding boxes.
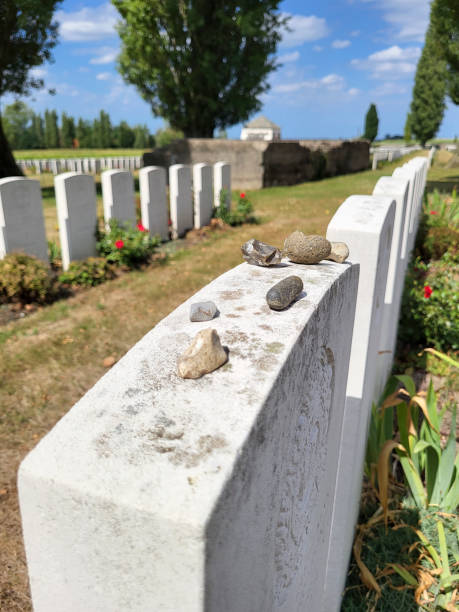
[0,112,23,179]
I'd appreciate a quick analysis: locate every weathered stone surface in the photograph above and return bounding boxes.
[177,328,227,379]
[190,301,217,322]
[327,242,349,263]
[284,231,331,264]
[241,238,282,267]
[266,275,303,310]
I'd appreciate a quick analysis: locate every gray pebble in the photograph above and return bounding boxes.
[266,275,303,311]
[241,238,282,266]
[190,301,217,322]
[284,231,331,264]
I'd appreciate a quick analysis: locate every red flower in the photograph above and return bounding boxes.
[137,222,146,232]
[240,192,245,198]
[115,239,124,249]
[424,285,433,298]
[430,211,438,215]
[168,218,172,226]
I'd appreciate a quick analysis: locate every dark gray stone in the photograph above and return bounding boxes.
[241,238,282,267]
[284,231,331,264]
[266,276,303,311]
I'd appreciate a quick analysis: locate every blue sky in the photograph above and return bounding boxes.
[4,0,459,140]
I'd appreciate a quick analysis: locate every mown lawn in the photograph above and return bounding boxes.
[14,148,149,160]
[0,152,441,611]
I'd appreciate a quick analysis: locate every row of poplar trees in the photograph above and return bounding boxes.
[2,102,153,151]
[407,0,459,146]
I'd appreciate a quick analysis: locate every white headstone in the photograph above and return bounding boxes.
[0,177,48,262]
[193,163,213,229]
[139,166,169,241]
[101,170,136,227]
[169,164,193,238]
[19,259,359,612]
[213,161,231,209]
[324,195,395,611]
[55,173,98,271]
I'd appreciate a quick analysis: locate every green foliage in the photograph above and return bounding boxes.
[47,240,61,266]
[60,112,75,148]
[155,125,184,148]
[58,258,116,287]
[44,109,59,148]
[404,113,412,143]
[363,103,379,142]
[399,190,459,352]
[214,191,256,226]
[113,0,287,137]
[431,0,459,105]
[96,219,160,267]
[409,24,447,146]
[2,101,34,149]
[0,253,52,304]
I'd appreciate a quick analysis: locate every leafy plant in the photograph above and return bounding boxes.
[214,191,256,226]
[96,219,160,267]
[47,240,61,266]
[58,257,116,287]
[0,252,53,304]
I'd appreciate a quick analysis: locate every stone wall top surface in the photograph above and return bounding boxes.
[20,259,357,527]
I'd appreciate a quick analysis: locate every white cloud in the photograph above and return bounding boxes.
[30,67,47,79]
[57,3,118,42]
[320,74,345,89]
[332,40,351,49]
[351,30,360,37]
[272,72,346,94]
[351,45,421,79]
[277,51,300,64]
[90,47,118,65]
[96,72,112,80]
[348,88,360,95]
[313,45,323,52]
[361,0,430,42]
[281,14,330,48]
[370,82,409,96]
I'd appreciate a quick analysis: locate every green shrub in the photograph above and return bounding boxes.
[47,240,61,266]
[96,219,160,267]
[214,191,255,226]
[399,252,459,351]
[58,257,116,287]
[0,253,52,304]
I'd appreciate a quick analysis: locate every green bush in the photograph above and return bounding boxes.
[399,252,459,351]
[214,191,255,226]
[96,219,160,267]
[58,257,116,287]
[0,253,52,304]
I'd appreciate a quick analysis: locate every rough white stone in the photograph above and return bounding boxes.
[324,195,395,611]
[55,173,98,270]
[213,161,231,209]
[193,163,213,229]
[19,259,359,612]
[101,170,136,227]
[0,177,48,262]
[139,166,169,241]
[169,164,193,238]
[372,177,410,394]
[392,165,416,259]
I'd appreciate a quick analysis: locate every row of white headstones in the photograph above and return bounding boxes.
[18,156,142,175]
[0,162,231,270]
[19,156,428,612]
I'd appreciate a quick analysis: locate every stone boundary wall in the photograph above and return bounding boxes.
[18,157,428,611]
[143,138,370,190]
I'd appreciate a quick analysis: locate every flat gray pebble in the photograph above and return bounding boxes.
[190,301,217,322]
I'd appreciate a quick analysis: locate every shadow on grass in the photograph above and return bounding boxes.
[341,505,419,612]
[426,178,459,193]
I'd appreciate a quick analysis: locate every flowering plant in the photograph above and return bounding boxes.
[214,190,255,226]
[96,219,160,267]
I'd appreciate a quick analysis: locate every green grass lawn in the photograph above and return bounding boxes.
[0,153,454,611]
[14,148,149,160]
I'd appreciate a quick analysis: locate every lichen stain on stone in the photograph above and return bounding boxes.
[265,341,284,354]
[123,405,139,416]
[235,305,246,311]
[325,347,335,366]
[222,329,250,345]
[219,289,243,301]
[225,313,240,318]
[254,353,278,372]
[220,362,233,372]
[259,323,273,332]
[169,434,228,468]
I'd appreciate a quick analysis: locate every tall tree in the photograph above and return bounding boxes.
[112,0,287,137]
[431,0,459,104]
[44,109,59,148]
[60,112,76,148]
[0,0,62,177]
[114,120,135,147]
[363,103,379,142]
[99,110,113,148]
[31,112,45,148]
[409,23,447,146]
[2,101,34,149]
[76,118,91,148]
